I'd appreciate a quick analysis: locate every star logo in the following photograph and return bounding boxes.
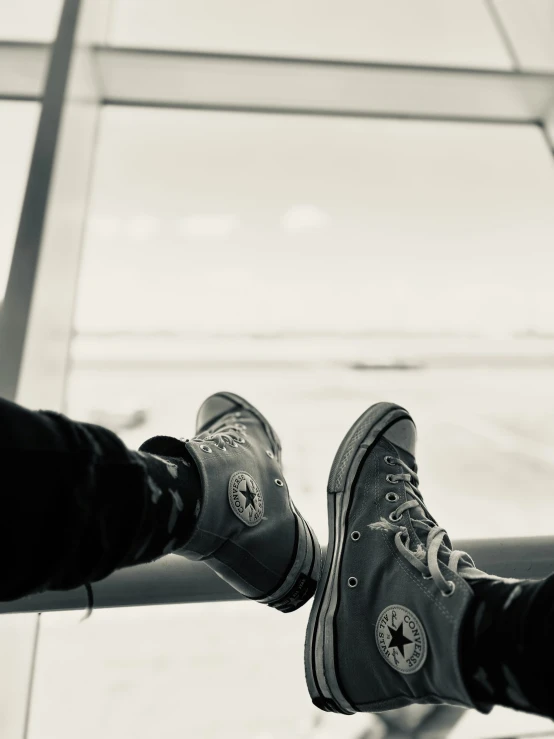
[238,478,260,511]
[228,472,264,527]
[375,605,427,674]
[387,623,413,657]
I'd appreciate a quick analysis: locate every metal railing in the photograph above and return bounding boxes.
[2,536,553,615]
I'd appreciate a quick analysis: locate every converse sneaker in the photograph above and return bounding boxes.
[178,392,321,613]
[305,402,498,713]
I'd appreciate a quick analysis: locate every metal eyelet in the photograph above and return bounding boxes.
[441,581,456,597]
[275,479,284,487]
[386,474,399,484]
[200,445,212,453]
[422,573,433,580]
[389,511,402,522]
[234,412,242,418]
[384,455,396,466]
[266,450,274,458]
[237,437,246,444]
[229,441,238,448]
[385,492,399,503]
[348,577,358,588]
[351,531,361,541]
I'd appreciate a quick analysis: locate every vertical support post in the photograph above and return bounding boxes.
[0,0,112,412]
[483,0,522,70]
[484,0,554,159]
[0,0,82,404]
[543,118,554,152]
[0,2,112,737]
[0,5,82,735]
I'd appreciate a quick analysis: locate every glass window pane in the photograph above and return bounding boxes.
[0,0,63,42]
[109,0,512,69]
[495,0,554,71]
[29,601,554,737]
[30,604,341,739]
[48,109,554,739]
[0,101,40,304]
[70,108,554,541]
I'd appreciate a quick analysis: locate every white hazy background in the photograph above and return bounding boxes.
[2,1,554,738]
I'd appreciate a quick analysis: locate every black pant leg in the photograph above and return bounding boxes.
[0,397,200,600]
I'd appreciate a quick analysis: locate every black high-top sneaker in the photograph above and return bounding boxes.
[177,392,321,613]
[305,402,500,713]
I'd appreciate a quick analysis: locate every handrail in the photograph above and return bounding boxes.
[2,535,553,615]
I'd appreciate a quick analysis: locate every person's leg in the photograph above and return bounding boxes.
[0,392,321,614]
[305,402,554,720]
[0,396,201,600]
[461,573,554,718]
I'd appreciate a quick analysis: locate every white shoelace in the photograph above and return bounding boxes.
[192,414,247,451]
[369,456,478,597]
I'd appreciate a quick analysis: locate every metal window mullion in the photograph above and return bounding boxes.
[0,0,82,405]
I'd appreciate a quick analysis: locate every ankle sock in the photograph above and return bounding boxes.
[127,435,203,565]
[461,573,554,718]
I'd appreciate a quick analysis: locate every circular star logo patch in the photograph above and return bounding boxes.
[375,605,427,674]
[228,471,264,527]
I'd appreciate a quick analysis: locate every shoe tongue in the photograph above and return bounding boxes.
[383,419,468,568]
[197,396,239,433]
[383,418,416,458]
[383,419,442,532]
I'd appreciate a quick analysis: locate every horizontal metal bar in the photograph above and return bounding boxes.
[4,42,554,124]
[101,99,542,127]
[90,46,554,78]
[95,47,554,123]
[2,536,553,615]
